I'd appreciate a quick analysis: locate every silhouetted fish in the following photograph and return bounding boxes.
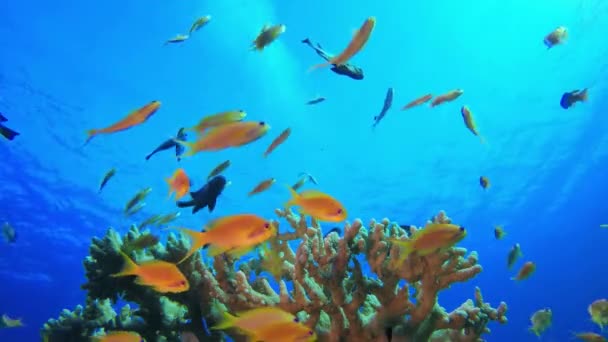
[301,38,364,80]
[323,227,341,238]
[0,113,20,141]
[177,176,227,214]
[2,222,16,243]
[373,87,394,128]
[146,127,187,161]
[0,113,7,122]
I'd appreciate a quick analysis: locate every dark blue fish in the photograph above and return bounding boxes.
[302,38,364,80]
[323,227,341,238]
[560,89,588,109]
[146,127,187,161]
[372,88,394,128]
[177,176,227,214]
[306,96,326,105]
[0,113,19,141]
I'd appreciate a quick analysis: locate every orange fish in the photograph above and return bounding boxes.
[511,261,536,281]
[264,128,291,157]
[177,121,270,157]
[253,321,317,342]
[461,106,485,143]
[189,110,246,135]
[309,17,376,71]
[401,94,432,110]
[111,251,189,293]
[92,331,143,342]
[85,100,161,144]
[573,332,606,342]
[285,187,347,222]
[249,178,276,196]
[212,306,297,333]
[176,214,276,262]
[166,168,191,201]
[430,89,463,107]
[390,223,466,262]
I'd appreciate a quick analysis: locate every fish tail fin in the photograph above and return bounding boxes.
[111,251,139,277]
[84,129,98,145]
[211,310,238,330]
[307,62,330,73]
[390,238,413,263]
[301,38,311,44]
[175,227,208,264]
[284,184,300,208]
[145,154,152,160]
[0,125,20,140]
[580,88,589,101]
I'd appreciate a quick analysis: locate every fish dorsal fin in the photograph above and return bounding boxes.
[300,189,330,199]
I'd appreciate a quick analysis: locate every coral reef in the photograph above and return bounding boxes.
[42,210,507,342]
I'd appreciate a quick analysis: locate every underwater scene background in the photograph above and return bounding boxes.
[1,0,608,341]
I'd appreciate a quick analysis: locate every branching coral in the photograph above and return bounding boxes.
[42,210,507,342]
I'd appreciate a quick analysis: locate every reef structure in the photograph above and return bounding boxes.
[42,210,507,341]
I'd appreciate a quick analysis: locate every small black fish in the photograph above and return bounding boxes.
[399,224,414,236]
[0,113,20,141]
[301,38,364,80]
[146,127,187,161]
[306,96,326,105]
[98,168,116,194]
[373,87,394,128]
[0,113,7,122]
[323,227,341,238]
[1,222,16,243]
[560,88,588,109]
[177,176,227,214]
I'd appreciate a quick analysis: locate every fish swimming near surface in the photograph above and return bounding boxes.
[301,38,364,80]
[308,17,376,71]
[402,94,433,110]
[560,89,588,109]
[264,127,291,157]
[177,176,227,214]
[207,160,231,180]
[544,26,567,49]
[306,95,326,105]
[165,34,189,45]
[372,87,394,128]
[98,168,116,193]
[85,100,161,145]
[251,24,286,51]
[146,128,188,161]
[0,113,20,141]
[189,15,212,34]
[431,89,464,107]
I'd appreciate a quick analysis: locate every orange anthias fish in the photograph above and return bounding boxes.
[0,314,23,328]
[285,188,347,222]
[211,306,297,333]
[166,168,191,201]
[390,223,466,262]
[401,94,433,110]
[573,332,606,342]
[309,17,376,71]
[589,299,608,330]
[511,261,536,281]
[111,251,189,293]
[92,331,143,342]
[177,121,270,157]
[249,178,276,196]
[264,127,291,157]
[461,106,485,143]
[176,214,276,262]
[189,110,246,135]
[430,89,463,107]
[85,100,161,144]
[253,321,317,342]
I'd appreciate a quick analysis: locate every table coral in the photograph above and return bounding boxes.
[41,211,507,342]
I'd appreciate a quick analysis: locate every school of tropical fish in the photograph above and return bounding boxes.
[1,10,606,342]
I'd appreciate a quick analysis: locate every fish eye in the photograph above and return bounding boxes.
[180,280,186,285]
[337,209,343,214]
[264,223,270,229]
[459,226,465,232]
[259,121,266,126]
[308,331,314,336]
[293,317,299,323]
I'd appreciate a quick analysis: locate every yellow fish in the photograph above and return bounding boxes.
[390,223,466,262]
[589,299,608,330]
[251,24,286,51]
[461,105,485,144]
[529,308,552,337]
[253,321,317,342]
[189,110,246,135]
[0,314,23,328]
[178,121,270,157]
[249,178,276,196]
[189,15,212,34]
[285,187,347,222]
[176,214,276,262]
[92,331,143,342]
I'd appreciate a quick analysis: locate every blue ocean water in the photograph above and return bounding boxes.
[1,0,608,341]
